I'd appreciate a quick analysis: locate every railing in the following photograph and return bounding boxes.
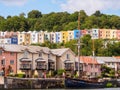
[65,64,74,71]
[20,64,31,70]
[36,65,46,70]
[48,64,55,70]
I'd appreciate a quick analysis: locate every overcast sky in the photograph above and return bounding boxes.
[0,0,120,17]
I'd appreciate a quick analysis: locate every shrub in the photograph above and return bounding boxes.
[17,74,25,78]
[106,82,113,88]
[57,69,65,75]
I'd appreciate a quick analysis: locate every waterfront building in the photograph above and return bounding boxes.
[77,56,102,78]
[51,48,76,71]
[0,45,18,76]
[73,29,80,39]
[96,57,120,72]
[50,32,56,43]
[38,31,45,44]
[61,31,68,43]
[55,32,62,43]
[68,30,74,41]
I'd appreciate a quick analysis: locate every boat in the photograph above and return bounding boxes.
[65,78,105,89]
[65,13,105,89]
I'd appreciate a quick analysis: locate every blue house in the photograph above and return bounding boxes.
[11,36,18,44]
[73,29,81,39]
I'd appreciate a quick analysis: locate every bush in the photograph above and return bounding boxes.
[106,82,113,88]
[17,74,25,78]
[57,69,65,75]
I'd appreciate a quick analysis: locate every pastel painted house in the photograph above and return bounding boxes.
[30,31,38,44]
[50,32,56,43]
[73,29,80,39]
[91,29,99,39]
[38,31,45,43]
[68,30,74,41]
[61,31,68,43]
[78,56,102,78]
[96,57,120,72]
[55,32,62,43]
[0,45,18,76]
[51,48,76,71]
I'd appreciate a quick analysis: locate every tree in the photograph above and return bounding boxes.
[28,10,42,18]
[101,65,115,78]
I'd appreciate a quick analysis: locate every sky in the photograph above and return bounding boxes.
[0,0,120,18]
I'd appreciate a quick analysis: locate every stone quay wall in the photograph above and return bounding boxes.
[6,77,65,89]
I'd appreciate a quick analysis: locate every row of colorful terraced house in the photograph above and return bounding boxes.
[0,29,120,45]
[0,44,120,78]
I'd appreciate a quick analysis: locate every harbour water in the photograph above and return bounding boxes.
[7,88,120,90]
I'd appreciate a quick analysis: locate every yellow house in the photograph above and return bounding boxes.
[61,31,68,43]
[18,32,31,45]
[24,33,31,45]
[110,29,117,39]
[18,32,25,45]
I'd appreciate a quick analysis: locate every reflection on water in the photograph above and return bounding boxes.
[6,88,120,90]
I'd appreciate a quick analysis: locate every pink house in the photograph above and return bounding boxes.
[0,46,17,76]
[116,30,120,40]
[79,56,102,78]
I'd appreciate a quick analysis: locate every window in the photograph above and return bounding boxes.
[39,52,42,57]
[91,64,93,68]
[24,50,29,58]
[1,60,5,65]
[0,50,2,55]
[10,60,14,65]
[66,54,70,59]
[48,54,50,58]
[10,52,14,56]
[95,72,97,76]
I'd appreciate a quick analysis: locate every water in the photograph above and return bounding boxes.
[6,88,120,90]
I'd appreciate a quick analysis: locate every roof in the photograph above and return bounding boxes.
[51,48,70,56]
[35,57,46,62]
[19,58,32,62]
[0,44,50,53]
[80,56,98,64]
[96,57,120,63]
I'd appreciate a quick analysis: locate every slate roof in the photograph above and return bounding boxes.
[96,57,120,63]
[0,44,50,53]
[51,48,70,56]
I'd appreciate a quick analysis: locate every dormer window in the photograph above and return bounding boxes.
[48,54,50,58]
[66,54,70,59]
[39,52,42,57]
[24,50,29,58]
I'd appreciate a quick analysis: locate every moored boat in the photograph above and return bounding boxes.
[65,77,105,89]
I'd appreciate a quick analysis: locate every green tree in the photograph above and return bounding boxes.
[28,10,42,18]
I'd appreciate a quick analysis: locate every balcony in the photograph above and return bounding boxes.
[36,65,46,70]
[48,62,55,70]
[36,62,46,70]
[65,63,74,71]
[20,64,31,70]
